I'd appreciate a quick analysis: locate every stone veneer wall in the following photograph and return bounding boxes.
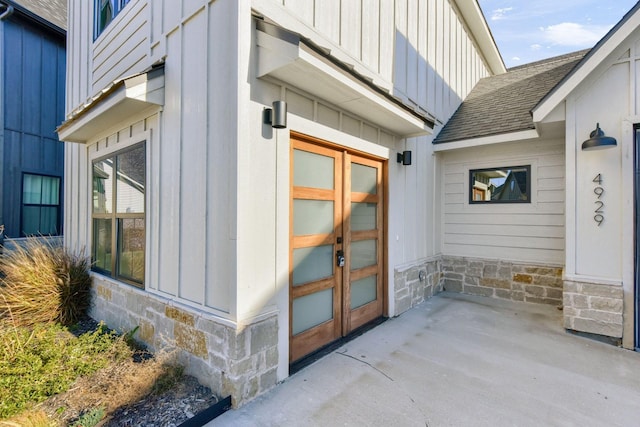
[563,280,623,339]
[394,258,443,315]
[90,276,278,407]
[441,256,564,306]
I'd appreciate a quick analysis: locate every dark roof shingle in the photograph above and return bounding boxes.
[434,50,588,144]
[10,0,67,31]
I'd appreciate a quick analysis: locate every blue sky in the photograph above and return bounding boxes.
[477,0,639,68]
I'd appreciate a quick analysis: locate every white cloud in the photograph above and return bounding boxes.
[540,22,611,47]
[511,56,521,61]
[530,44,542,51]
[491,7,513,21]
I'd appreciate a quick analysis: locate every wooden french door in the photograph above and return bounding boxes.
[290,133,384,362]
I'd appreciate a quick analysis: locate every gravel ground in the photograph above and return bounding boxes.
[104,375,219,427]
[63,317,220,426]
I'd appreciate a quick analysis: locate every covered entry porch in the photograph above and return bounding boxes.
[212,292,640,426]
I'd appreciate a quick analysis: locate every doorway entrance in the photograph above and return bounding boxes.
[289,133,385,362]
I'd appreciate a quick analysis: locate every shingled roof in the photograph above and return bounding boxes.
[434,50,588,144]
[10,0,67,31]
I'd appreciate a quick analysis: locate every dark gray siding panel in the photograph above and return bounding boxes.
[2,15,65,238]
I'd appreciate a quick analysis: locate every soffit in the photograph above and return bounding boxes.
[57,64,165,144]
[256,20,433,138]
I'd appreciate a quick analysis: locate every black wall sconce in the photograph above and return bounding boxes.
[397,150,412,165]
[582,123,617,150]
[263,101,287,129]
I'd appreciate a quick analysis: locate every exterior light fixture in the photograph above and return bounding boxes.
[397,150,412,165]
[582,123,617,150]
[263,101,287,129]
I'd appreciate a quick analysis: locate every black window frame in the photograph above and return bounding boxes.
[20,172,62,237]
[94,0,131,39]
[469,165,531,204]
[91,142,146,288]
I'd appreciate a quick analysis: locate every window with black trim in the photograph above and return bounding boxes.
[92,143,145,287]
[21,174,61,236]
[470,165,531,203]
[94,0,131,39]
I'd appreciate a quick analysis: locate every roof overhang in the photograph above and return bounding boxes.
[256,21,433,138]
[433,129,540,152]
[57,65,165,144]
[452,0,505,75]
[533,3,640,122]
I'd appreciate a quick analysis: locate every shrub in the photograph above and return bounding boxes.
[0,238,92,327]
[70,406,106,427]
[0,321,132,420]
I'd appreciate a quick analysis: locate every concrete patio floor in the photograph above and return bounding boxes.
[209,292,640,426]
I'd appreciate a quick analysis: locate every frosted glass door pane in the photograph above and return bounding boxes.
[351,275,377,309]
[294,200,334,235]
[293,245,334,285]
[351,203,376,231]
[294,149,334,189]
[350,239,377,270]
[351,163,377,194]
[292,289,333,335]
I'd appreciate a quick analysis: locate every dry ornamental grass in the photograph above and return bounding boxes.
[0,239,218,426]
[0,238,91,327]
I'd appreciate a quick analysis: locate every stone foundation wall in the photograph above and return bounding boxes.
[563,280,623,338]
[394,258,443,316]
[90,276,278,407]
[441,256,564,306]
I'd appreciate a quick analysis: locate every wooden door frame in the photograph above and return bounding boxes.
[343,152,385,334]
[288,131,389,361]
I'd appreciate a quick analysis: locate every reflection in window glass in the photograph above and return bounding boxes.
[469,165,531,203]
[94,0,131,38]
[93,218,112,274]
[117,145,145,213]
[93,161,113,214]
[92,142,145,287]
[118,218,145,283]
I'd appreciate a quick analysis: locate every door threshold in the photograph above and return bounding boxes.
[289,316,387,375]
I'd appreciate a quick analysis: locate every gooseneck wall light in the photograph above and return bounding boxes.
[263,101,287,129]
[582,123,617,150]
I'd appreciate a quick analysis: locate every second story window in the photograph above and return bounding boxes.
[94,0,131,39]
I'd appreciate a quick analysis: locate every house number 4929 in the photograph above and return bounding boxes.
[593,174,604,226]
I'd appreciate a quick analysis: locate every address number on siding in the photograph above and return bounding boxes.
[593,174,604,226]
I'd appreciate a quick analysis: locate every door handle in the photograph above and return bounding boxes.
[336,250,345,267]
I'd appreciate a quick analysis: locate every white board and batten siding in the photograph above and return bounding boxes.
[64,0,497,319]
[263,0,491,124]
[65,0,241,317]
[441,139,565,265]
[66,0,151,111]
